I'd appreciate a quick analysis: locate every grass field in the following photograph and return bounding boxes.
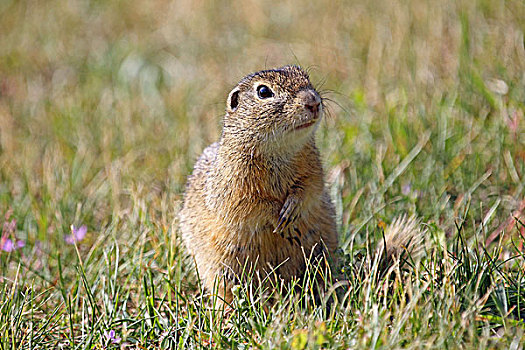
[1,0,524,348]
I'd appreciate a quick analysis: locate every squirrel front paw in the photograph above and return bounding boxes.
[273,194,304,247]
[274,194,301,234]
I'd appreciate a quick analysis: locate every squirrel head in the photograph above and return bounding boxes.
[222,65,323,155]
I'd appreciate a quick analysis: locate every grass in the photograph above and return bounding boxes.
[0,0,524,348]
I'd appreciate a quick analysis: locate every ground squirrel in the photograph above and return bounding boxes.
[179,66,337,302]
[179,66,423,303]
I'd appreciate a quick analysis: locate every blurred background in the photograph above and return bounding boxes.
[0,0,524,275]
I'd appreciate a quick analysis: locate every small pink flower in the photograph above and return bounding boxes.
[104,329,121,344]
[1,213,24,253]
[1,237,14,252]
[0,237,24,252]
[65,225,87,244]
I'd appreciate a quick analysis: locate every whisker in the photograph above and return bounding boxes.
[305,65,320,77]
[315,75,329,91]
[318,88,347,97]
[323,97,350,115]
[323,103,336,121]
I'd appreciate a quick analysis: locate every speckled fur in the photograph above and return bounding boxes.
[179,66,337,302]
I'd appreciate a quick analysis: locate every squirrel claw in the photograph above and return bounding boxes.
[273,195,300,234]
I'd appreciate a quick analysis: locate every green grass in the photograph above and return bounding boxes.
[1,0,524,348]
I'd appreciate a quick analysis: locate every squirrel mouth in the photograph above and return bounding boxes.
[294,119,318,130]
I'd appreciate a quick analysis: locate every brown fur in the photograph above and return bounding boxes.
[179,66,337,302]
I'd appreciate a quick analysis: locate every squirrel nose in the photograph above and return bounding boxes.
[299,90,322,115]
[306,100,320,114]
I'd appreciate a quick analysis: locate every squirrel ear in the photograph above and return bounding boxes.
[227,88,240,112]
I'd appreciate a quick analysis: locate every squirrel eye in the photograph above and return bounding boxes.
[256,85,274,99]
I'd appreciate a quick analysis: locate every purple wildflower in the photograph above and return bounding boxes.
[65,225,87,244]
[0,236,25,252]
[104,330,121,344]
[1,214,24,252]
[1,237,14,252]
